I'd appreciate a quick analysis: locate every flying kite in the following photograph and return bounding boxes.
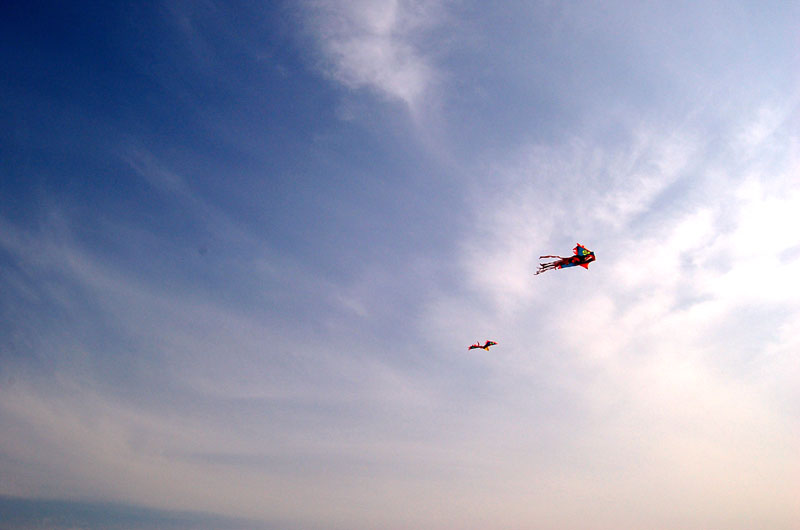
[535,244,596,275]
[468,340,497,351]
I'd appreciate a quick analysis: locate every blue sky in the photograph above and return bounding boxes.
[1,1,799,529]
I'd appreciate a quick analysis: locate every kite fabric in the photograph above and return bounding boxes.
[535,244,596,275]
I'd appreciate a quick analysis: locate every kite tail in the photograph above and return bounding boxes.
[535,261,561,275]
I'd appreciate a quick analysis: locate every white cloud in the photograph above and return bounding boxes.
[303,0,446,112]
[416,102,800,528]
[735,102,795,156]
[457,122,705,316]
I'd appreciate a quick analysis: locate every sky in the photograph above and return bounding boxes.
[1,1,799,529]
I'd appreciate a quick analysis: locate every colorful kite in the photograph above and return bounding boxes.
[535,244,596,275]
[468,340,497,351]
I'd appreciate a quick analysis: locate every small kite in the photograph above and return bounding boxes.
[468,340,497,351]
[535,244,596,275]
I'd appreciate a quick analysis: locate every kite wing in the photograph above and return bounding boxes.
[574,244,591,256]
[573,244,596,269]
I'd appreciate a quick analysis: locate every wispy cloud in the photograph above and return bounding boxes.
[414,98,800,527]
[302,0,448,113]
[4,2,800,528]
[0,206,487,528]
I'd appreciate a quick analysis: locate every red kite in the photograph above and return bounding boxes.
[535,244,596,275]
